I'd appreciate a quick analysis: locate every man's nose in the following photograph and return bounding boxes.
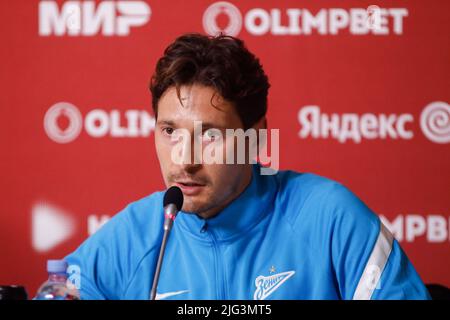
[176,130,203,167]
[180,161,202,175]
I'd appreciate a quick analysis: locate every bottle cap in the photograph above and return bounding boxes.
[47,260,67,274]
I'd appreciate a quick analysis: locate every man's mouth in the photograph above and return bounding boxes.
[174,180,206,196]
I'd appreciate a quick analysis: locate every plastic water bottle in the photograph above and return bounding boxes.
[35,260,79,300]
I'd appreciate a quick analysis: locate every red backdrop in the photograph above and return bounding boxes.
[0,0,449,297]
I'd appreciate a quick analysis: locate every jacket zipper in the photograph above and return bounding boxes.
[203,224,227,299]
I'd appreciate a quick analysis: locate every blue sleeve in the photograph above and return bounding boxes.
[64,193,164,300]
[371,239,431,300]
[64,207,134,300]
[322,182,430,300]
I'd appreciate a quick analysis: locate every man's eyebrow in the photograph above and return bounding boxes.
[201,122,227,130]
[156,120,228,130]
[156,120,175,126]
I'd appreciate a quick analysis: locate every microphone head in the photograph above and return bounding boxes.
[163,186,184,210]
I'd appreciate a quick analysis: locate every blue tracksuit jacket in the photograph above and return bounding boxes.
[65,164,430,300]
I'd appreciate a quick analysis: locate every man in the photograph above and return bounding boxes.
[65,33,430,300]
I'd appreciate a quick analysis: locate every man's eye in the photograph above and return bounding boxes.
[204,129,221,141]
[163,127,174,135]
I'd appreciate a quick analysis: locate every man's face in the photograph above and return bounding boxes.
[155,84,252,218]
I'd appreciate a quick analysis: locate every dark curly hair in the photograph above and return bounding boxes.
[149,33,270,130]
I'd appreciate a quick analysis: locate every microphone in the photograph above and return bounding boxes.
[150,186,184,300]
